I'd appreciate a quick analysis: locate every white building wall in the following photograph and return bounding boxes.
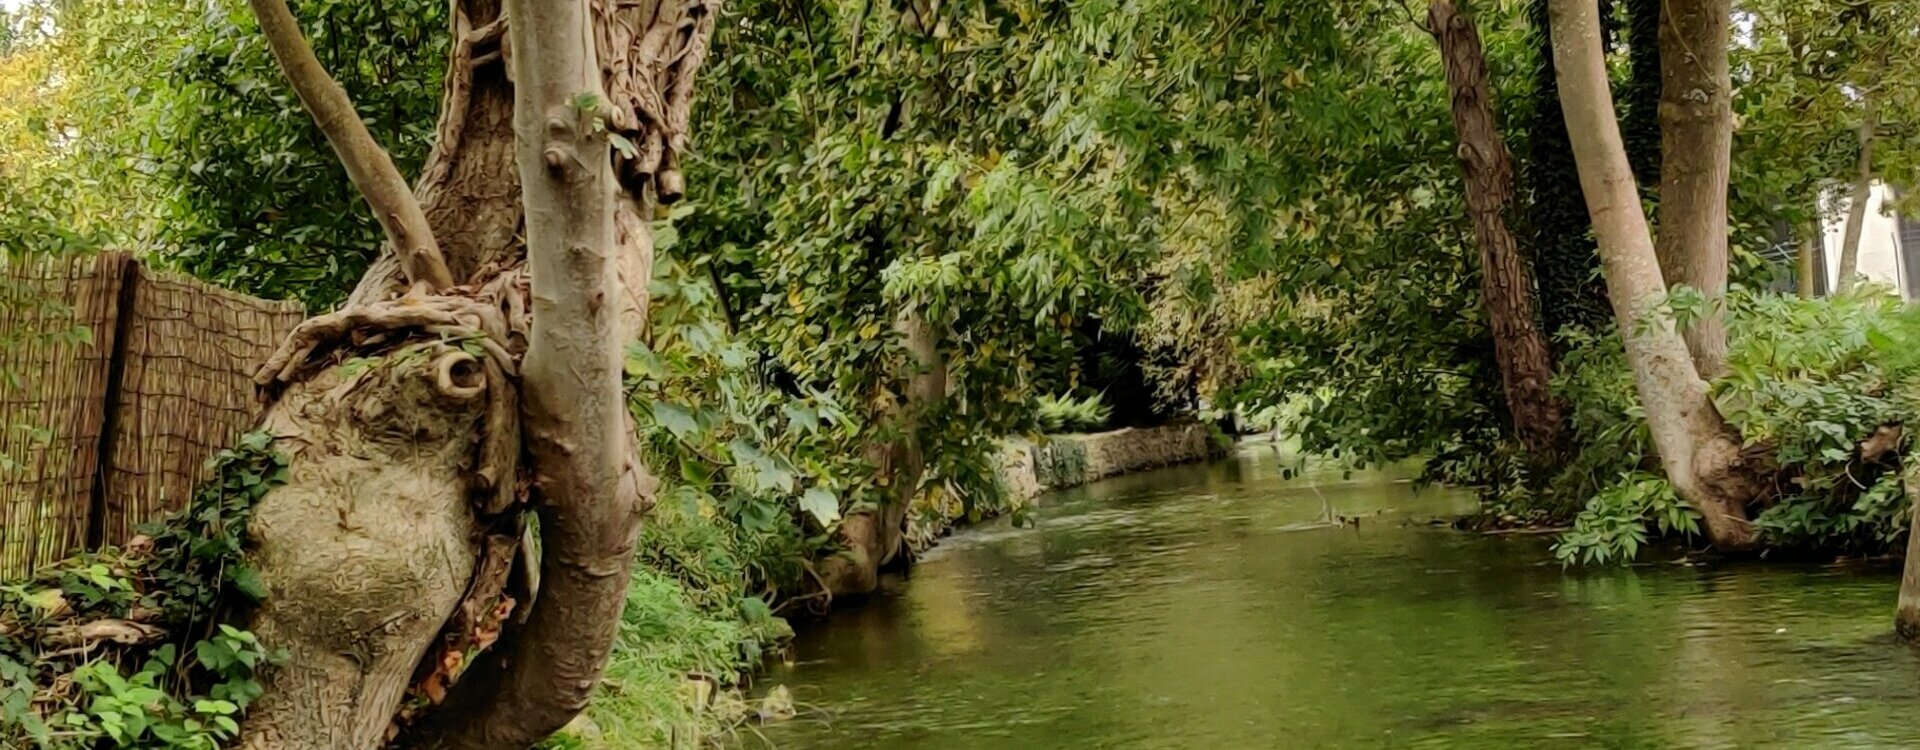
[1821,181,1908,295]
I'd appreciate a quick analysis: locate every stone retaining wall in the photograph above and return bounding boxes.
[999,423,1224,501]
[908,424,1223,550]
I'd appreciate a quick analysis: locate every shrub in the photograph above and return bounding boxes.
[1551,286,1916,563]
[1034,393,1113,433]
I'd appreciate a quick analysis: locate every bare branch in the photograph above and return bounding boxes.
[246,0,455,293]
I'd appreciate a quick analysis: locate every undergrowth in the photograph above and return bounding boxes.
[1509,287,1920,564]
[1,434,285,748]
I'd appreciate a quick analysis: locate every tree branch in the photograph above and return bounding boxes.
[246,0,454,293]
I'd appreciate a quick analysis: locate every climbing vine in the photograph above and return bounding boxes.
[1,434,286,747]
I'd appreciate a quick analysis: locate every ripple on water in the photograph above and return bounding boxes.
[747,451,1920,750]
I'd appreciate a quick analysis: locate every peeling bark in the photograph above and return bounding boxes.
[1548,0,1761,551]
[1428,0,1565,457]
[347,0,520,307]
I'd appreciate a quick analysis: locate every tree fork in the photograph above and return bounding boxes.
[235,0,717,745]
[404,0,641,745]
[1428,0,1566,457]
[1548,0,1761,550]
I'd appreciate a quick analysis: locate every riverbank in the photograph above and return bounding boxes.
[553,424,1230,748]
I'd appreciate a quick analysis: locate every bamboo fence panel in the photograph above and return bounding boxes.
[0,253,303,579]
[0,253,129,580]
[100,266,304,548]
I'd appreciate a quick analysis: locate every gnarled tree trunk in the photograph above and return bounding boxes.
[1654,0,1732,378]
[233,0,719,747]
[1428,0,1565,458]
[237,343,492,749]
[1548,0,1762,551]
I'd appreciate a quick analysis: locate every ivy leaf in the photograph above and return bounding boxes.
[608,131,639,159]
[800,487,840,526]
[782,402,820,434]
[229,564,269,602]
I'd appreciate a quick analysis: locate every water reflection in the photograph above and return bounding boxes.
[749,448,1920,749]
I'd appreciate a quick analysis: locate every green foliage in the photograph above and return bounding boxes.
[1,434,286,748]
[683,0,1181,526]
[587,232,821,746]
[0,0,191,255]
[144,432,287,620]
[50,629,272,749]
[1174,1,1539,475]
[1553,473,1699,565]
[157,0,448,309]
[0,0,447,310]
[1034,392,1111,433]
[577,557,792,747]
[1733,0,1920,236]
[630,229,866,598]
[1539,325,1652,515]
[1551,287,1916,563]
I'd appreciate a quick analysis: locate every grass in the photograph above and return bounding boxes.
[543,503,794,749]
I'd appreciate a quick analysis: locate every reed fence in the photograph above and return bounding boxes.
[0,252,303,579]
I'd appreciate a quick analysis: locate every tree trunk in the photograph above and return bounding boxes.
[1897,460,1920,640]
[1523,0,1611,343]
[1428,0,1565,458]
[1797,227,1819,298]
[410,0,642,746]
[1548,0,1761,551]
[1654,0,1732,379]
[234,0,719,746]
[820,311,946,599]
[1837,113,1877,293]
[235,345,490,749]
[882,311,946,571]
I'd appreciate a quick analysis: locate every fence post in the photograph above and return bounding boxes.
[83,252,139,550]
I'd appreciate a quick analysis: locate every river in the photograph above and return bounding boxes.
[746,446,1920,749]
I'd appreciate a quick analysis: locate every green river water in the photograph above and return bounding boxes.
[747,446,1920,749]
